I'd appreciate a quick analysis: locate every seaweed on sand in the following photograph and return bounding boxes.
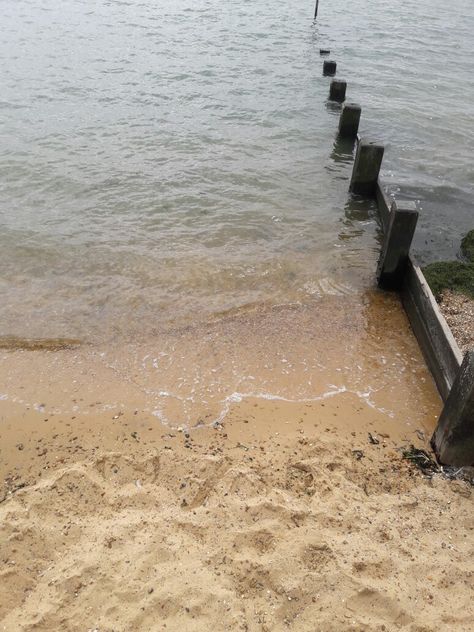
[402,445,474,485]
[402,445,439,475]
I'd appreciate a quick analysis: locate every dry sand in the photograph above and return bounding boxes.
[1,293,473,631]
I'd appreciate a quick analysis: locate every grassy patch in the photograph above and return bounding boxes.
[423,229,474,300]
[461,229,474,263]
[423,261,474,300]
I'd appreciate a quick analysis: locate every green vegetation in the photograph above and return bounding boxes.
[461,229,474,262]
[423,229,474,300]
[423,261,474,299]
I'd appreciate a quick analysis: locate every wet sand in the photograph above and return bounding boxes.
[1,293,473,631]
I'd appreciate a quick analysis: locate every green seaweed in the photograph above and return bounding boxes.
[461,229,474,263]
[423,261,474,300]
[423,229,474,300]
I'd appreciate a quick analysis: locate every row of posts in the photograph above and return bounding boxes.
[319,44,474,467]
[316,6,420,294]
[320,49,414,291]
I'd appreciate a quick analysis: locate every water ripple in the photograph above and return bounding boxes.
[0,0,472,340]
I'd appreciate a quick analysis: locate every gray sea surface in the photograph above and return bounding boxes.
[0,0,472,342]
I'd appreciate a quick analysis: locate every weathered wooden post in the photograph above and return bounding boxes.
[314,0,319,19]
[338,103,361,138]
[329,79,346,102]
[432,350,474,466]
[349,139,384,195]
[323,60,337,76]
[377,201,418,290]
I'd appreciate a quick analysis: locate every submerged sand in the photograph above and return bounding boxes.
[1,293,473,631]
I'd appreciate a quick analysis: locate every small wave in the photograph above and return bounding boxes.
[149,386,394,431]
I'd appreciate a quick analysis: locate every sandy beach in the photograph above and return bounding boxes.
[2,0,474,629]
[1,295,473,631]
[1,395,473,631]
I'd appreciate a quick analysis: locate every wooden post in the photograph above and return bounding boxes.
[349,139,384,196]
[323,60,337,76]
[338,103,361,138]
[377,201,418,290]
[329,79,346,102]
[401,258,462,402]
[432,350,474,466]
[314,0,319,19]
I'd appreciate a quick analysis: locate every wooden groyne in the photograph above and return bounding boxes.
[351,133,470,466]
[316,7,473,466]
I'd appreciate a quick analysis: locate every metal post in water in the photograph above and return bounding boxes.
[314,0,319,19]
[338,103,361,138]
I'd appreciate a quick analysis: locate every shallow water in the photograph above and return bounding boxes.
[0,0,472,342]
[0,292,441,430]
